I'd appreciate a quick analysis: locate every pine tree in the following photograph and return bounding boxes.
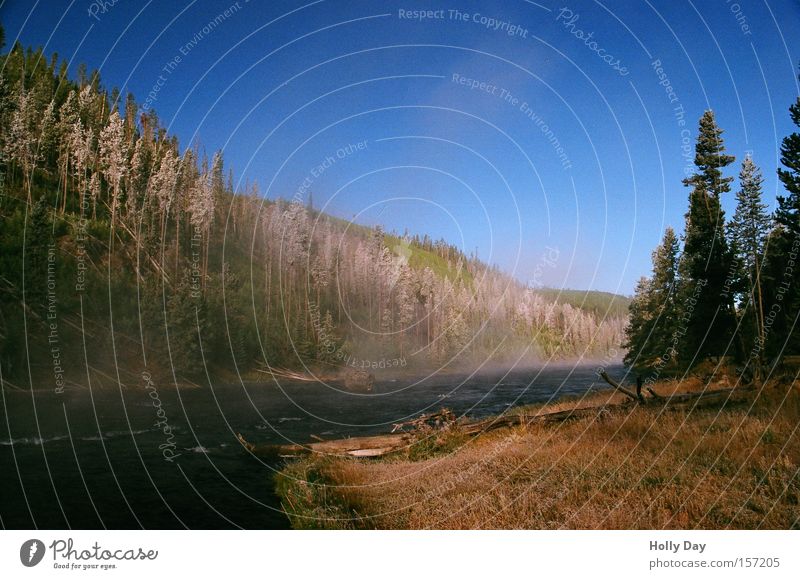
[99,109,127,226]
[622,228,680,368]
[57,89,80,213]
[37,100,57,184]
[7,85,38,202]
[152,147,179,216]
[68,120,89,195]
[126,137,147,219]
[678,111,737,364]
[623,276,654,367]
[209,151,225,219]
[188,165,214,232]
[764,84,800,357]
[729,156,770,362]
[647,227,681,364]
[187,163,215,291]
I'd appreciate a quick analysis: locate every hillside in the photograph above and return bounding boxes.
[0,40,627,388]
[532,288,631,319]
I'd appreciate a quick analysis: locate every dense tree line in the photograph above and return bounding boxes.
[0,33,625,384]
[625,84,800,380]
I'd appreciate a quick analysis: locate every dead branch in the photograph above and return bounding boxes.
[598,371,639,402]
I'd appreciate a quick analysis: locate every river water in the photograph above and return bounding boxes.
[0,364,623,529]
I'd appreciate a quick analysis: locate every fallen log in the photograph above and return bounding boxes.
[238,431,413,458]
[238,385,754,459]
[598,371,639,401]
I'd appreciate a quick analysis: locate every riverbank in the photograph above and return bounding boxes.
[275,375,800,529]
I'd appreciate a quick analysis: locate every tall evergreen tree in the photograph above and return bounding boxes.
[623,276,653,367]
[623,227,680,368]
[729,156,770,363]
[99,109,126,226]
[648,227,681,362]
[764,83,800,357]
[678,111,737,364]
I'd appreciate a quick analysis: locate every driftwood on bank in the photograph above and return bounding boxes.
[600,371,666,403]
[392,408,456,432]
[238,431,414,458]
[238,381,753,459]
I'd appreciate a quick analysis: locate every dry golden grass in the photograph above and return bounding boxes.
[276,379,800,529]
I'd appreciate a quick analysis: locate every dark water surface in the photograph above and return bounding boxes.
[0,364,621,529]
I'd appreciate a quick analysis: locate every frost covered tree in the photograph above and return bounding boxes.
[68,121,90,199]
[151,147,180,217]
[99,110,127,226]
[56,89,81,212]
[126,137,147,219]
[7,86,38,202]
[188,163,214,231]
[187,162,215,289]
[18,97,55,200]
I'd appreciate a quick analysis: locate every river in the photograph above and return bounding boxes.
[0,364,623,529]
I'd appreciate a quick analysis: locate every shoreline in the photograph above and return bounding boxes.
[274,373,800,529]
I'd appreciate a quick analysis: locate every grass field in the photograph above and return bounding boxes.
[276,376,800,529]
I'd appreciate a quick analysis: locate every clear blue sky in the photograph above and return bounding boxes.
[2,0,799,295]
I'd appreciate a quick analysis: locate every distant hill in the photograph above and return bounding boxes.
[532,289,632,319]
[0,40,628,386]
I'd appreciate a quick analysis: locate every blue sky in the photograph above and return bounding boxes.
[2,0,799,294]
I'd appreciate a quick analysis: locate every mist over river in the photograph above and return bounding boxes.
[0,365,622,529]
